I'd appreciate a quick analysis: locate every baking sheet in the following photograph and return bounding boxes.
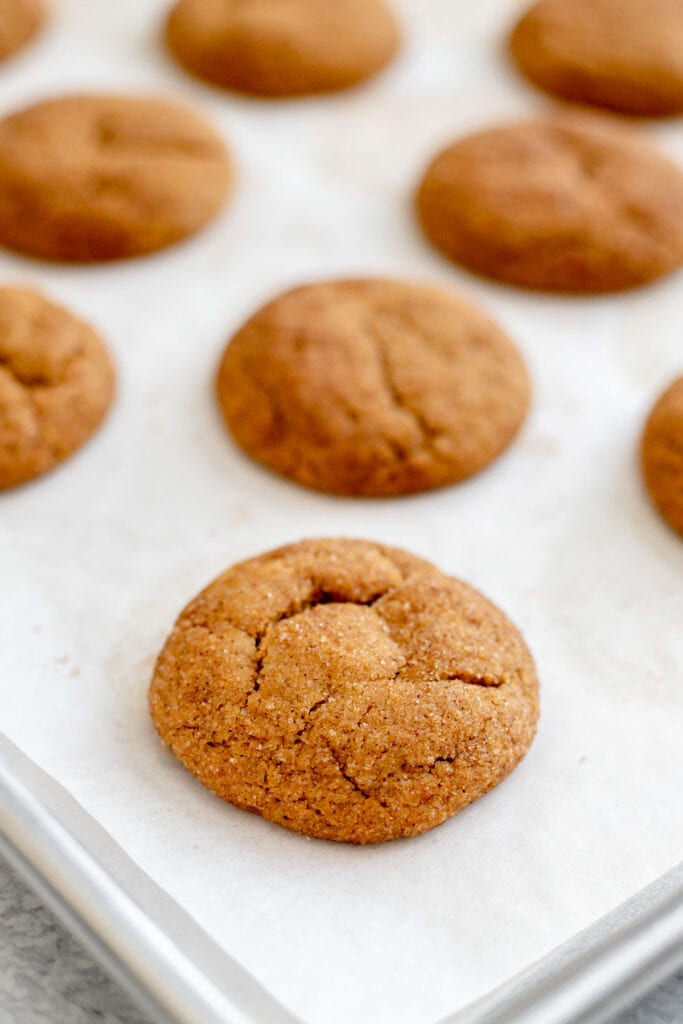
[2,734,682,1024]
[1,3,682,1024]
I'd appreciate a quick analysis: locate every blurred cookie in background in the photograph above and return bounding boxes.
[509,0,683,116]
[0,94,233,262]
[642,376,683,536]
[0,286,115,490]
[0,0,45,62]
[165,0,401,97]
[416,116,683,292]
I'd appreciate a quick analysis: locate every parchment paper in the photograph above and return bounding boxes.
[1,3,682,1024]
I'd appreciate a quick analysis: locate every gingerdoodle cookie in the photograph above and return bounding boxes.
[165,0,400,98]
[217,279,530,497]
[0,0,44,62]
[0,94,232,262]
[509,0,683,117]
[149,538,539,844]
[641,376,683,535]
[0,286,115,489]
[416,117,683,293]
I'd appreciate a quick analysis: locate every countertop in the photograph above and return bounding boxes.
[1,854,681,1024]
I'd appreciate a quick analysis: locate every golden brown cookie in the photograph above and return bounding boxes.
[217,279,530,497]
[415,117,683,293]
[0,0,44,62]
[165,0,401,98]
[641,376,683,535]
[0,286,115,489]
[149,538,539,844]
[0,94,232,262]
[509,0,683,116]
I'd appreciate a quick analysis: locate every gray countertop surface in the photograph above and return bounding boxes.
[1,854,682,1024]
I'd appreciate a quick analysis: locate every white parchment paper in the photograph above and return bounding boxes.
[1,3,682,1023]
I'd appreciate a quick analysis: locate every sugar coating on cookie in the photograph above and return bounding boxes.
[0,287,115,489]
[149,539,539,844]
[641,376,683,536]
[217,279,530,497]
[510,0,683,116]
[0,0,44,62]
[165,0,400,97]
[0,95,232,262]
[416,117,683,293]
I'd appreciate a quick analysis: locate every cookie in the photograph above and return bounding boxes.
[0,94,232,262]
[416,117,683,293]
[0,286,115,489]
[641,376,683,535]
[0,0,44,62]
[165,0,400,98]
[217,279,530,497]
[509,0,683,117]
[149,538,539,844]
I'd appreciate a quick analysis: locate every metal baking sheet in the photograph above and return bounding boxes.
[1,1,683,1023]
[1,737,682,1024]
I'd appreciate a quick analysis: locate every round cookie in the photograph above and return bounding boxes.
[509,0,683,117]
[0,286,115,489]
[641,376,683,535]
[0,0,44,62]
[0,94,232,262]
[217,279,530,497]
[165,0,400,98]
[416,117,683,293]
[149,538,539,844]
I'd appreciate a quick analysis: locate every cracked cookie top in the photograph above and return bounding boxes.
[509,0,683,117]
[642,375,683,536]
[165,0,401,98]
[0,286,115,489]
[0,94,232,262]
[149,538,539,844]
[0,0,44,62]
[216,278,530,497]
[416,117,683,292]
